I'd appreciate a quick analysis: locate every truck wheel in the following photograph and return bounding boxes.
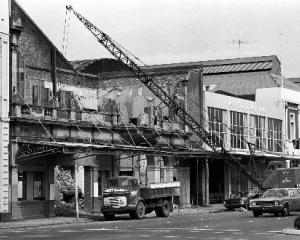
[103,213,115,220]
[282,205,289,216]
[253,211,261,217]
[155,208,162,217]
[161,200,171,217]
[132,201,145,219]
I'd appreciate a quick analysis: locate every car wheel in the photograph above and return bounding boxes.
[282,205,289,217]
[253,211,261,217]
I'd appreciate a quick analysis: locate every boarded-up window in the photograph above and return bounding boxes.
[41,87,49,105]
[58,90,72,108]
[32,85,39,105]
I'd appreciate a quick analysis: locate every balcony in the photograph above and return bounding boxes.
[11,103,119,126]
[11,102,190,149]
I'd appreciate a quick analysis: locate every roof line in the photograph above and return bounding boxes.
[12,0,77,72]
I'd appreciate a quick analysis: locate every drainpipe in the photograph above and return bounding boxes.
[51,48,57,96]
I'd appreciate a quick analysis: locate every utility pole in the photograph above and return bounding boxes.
[75,163,79,221]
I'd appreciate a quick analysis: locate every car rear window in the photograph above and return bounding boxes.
[262,189,288,198]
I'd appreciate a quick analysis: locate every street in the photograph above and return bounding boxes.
[1,210,299,240]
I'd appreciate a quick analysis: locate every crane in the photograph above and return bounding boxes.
[66,5,263,189]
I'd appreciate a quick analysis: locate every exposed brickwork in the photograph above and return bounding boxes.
[12,1,97,106]
[186,70,203,144]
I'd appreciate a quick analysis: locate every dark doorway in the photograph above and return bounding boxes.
[209,159,224,203]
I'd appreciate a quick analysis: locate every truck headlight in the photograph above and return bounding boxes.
[274,201,280,206]
[118,196,127,207]
[251,201,256,206]
[104,198,110,206]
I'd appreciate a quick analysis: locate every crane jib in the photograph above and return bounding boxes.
[66,5,263,189]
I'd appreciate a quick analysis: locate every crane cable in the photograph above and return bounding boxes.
[62,7,71,58]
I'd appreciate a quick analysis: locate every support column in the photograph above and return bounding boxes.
[84,166,94,212]
[45,166,55,218]
[224,162,231,199]
[202,159,209,206]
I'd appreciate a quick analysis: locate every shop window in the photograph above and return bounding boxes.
[33,172,44,200]
[267,118,282,152]
[230,111,248,149]
[249,115,266,150]
[18,172,27,201]
[208,107,227,148]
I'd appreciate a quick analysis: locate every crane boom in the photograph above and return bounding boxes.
[66,5,263,189]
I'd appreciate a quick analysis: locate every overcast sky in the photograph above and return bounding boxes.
[18,0,300,78]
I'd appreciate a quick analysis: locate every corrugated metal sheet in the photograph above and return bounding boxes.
[203,61,272,74]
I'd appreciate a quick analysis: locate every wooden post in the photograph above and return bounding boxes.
[205,158,210,206]
[75,164,79,221]
[197,158,199,212]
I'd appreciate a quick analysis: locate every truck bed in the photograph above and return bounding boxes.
[140,182,180,200]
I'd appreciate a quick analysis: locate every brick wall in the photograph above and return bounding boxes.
[186,70,203,144]
[12,1,98,108]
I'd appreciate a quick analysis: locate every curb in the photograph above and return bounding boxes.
[0,208,225,229]
[282,228,300,235]
[173,208,225,214]
[0,218,92,229]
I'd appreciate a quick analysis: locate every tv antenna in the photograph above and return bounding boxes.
[232,40,250,57]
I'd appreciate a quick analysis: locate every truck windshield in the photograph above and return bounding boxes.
[262,189,288,198]
[106,178,129,189]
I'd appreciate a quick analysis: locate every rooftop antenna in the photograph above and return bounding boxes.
[232,40,249,58]
[279,33,284,88]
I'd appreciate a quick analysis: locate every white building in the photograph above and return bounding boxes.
[0,0,10,220]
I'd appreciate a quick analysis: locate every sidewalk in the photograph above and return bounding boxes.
[282,228,300,236]
[0,204,225,229]
[0,217,91,229]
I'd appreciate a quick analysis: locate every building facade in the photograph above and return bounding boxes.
[1,0,300,221]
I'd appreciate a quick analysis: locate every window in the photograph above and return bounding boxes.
[267,118,282,152]
[208,107,227,148]
[33,172,44,200]
[32,85,50,106]
[289,113,296,140]
[230,111,248,149]
[32,85,40,105]
[18,172,27,201]
[249,115,266,150]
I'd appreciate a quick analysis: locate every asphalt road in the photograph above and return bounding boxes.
[2,210,300,240]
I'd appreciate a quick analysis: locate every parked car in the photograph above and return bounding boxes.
[224,191,260,210]
[249,188,300,217]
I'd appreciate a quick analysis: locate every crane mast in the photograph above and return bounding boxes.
[66,5,263,189]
